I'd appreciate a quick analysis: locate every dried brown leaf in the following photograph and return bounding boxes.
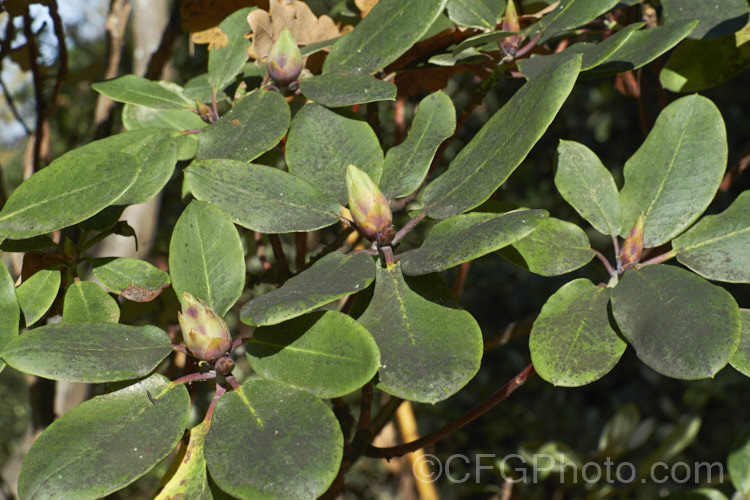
[354,0,379,18]
[191,26,230,50]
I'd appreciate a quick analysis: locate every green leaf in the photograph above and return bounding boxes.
[0,235,56,252]
[619,95,727,248]
[0,152,141,239]
[1,323,172,382]
[423,53,581,219]
[17,374,189,499]
[286,103,384,204]
[169,201,245,317]
[155,421,211,500]
[299,74,397,107]
[446,0,498,29]
[185,159,341,233]
[530,279,625,387]
[381,91,456,199]
[660,490,728,500]
[323,0,449,75]
[554,140,620,235]
[661,22,750,93]
[730,309,750,377]
[400,209,547,276]
[92,257,171,302]
[518,23,644,79]
[0,263,19,373]
[91,75,192,109]
[122,103,207,131]
[197,89,290,162]
[16,269,60,326]
[62,281,120,323]
[507,217,594,276]
[184,73,229,103]
[207,7,253,91]
[611,264,740,379]
[636,416,701,480]
[246,311,380,398]
[205,379,342,499]
[525,0,620,44]
[661,0,749,39]
[241,251,375,326]
[581,20,698,79]
[729,423,750,494]
[357,264,483,403]
[597,403,641,456]
[68,129,178,206]
[673,191,750,283]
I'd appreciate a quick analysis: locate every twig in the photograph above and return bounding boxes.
[46,0,68,122]
[205,384,226,424]
[93,0,131,131]
[171,371,217,386]
[295,232,307,270]
[637,249,676,268]
[451,261,471,299]
[268,234,291,282]
[22,7,45,174]
[365,364,536,458]
[144,2,182,80]
[591,248,616,277]
[369,395,404,439]
[254,232,272,272]
[0,77,31,134]
[392,211,426,246]
[349,383,374,457]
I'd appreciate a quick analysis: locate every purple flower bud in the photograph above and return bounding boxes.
[178,292,232,362]
[346,164,393,242]
[267,28,302,85]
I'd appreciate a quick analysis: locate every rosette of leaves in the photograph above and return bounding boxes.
[526,94,748,387]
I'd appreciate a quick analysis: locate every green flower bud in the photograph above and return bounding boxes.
[178,292,232,362]
[346,164,393,242]
[268,28,302,85]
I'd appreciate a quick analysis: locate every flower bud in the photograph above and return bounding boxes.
[501,0,522,56]
[346,164,393,242]
[178,292,232,362]
[620,214,645,270]
[267,28,302,85]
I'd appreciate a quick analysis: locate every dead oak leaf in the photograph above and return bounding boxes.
[354,0,378,18]
[247,0,340,61]
[191,26,230,50]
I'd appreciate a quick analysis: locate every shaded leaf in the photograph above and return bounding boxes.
[0,263,19,373]
[581,20,698,79]
[91,75,192,109]
[92,257,171,302]
[205,379,342,499]
[357,264,483,403]
[526,0,620,44]
[62,281,120,323]
[446,0,498,29]
[155,421,212,500]
[0,235,56,253]
[619,94,726,248]
[423,53,581,219]
[1,323,172,383]
[16,269,60,326]
[323,0,449,75]
[247,311,380,398]
[530,279,625,386]
[729,422,750,494]
[381,91,456,199]
[636,416,702,480]
[208,7,253,90]
[400,209,547,276]
[611,265,740,379]
[508,217,594,276]
[597,403,642,457]
[185,159,341,233]
[299,73,396,107]
[241,251,375,326]
[673,191,750,283]
[286,103,384,204]
[197,89,290,162]
[17,374,189,499]
[661,0,749,39]
[730,309,750,377]
[660,490,728,500]
[661,22,750,93]
[169,201,245,317]
[554,140,620,235]
[0,153,140,239]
